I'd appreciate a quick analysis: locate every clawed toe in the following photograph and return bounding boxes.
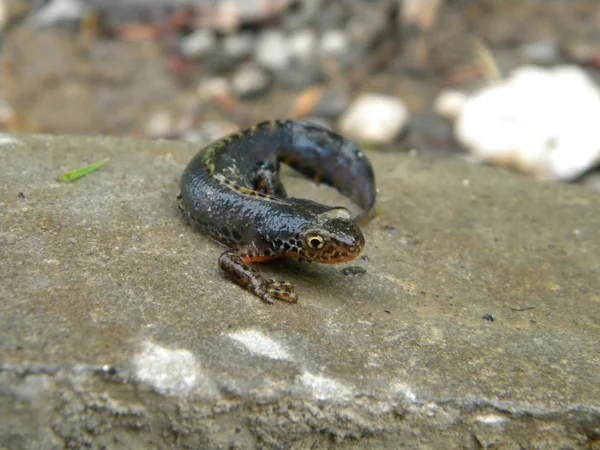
[261,280,298,304]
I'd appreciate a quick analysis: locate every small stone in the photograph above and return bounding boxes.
[342,266,367,277]
[292,87,323,118]
[434,90,468,121]
[145,111,173,139]
[197,78,231,101]
[455,65,600,181]
[280,0,321,31]
[0,0,7,31]
[181,121,238,146]
[401,0,443,31]
[231,63,272,99]
[339,94,409,145]
[276,64,322,89]
[288,29,317,64]
[521,40,560,65]
[29,0,88,27]
[222,32,256,61]
[179,29,216,59]
[255,29,291,71]
[0,99,16,130]
[313,90,350,119]
[314,1,349,31]
[319,29,349,59]
[292,86,348,119]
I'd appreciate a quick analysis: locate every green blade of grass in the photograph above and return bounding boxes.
[59,157,110,182]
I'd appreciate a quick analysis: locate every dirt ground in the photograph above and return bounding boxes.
[2,1,600,156]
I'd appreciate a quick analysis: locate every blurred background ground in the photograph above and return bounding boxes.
[2,0,600,182]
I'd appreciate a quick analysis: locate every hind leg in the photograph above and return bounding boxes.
[252,160,287,197]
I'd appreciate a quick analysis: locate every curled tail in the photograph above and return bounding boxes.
[279,120,377,221]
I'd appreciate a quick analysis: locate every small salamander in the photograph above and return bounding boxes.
[178,119,376,304]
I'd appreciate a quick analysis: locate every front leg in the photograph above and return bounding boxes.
[218,248,298,304]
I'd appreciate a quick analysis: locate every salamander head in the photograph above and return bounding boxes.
[297,207,365,264]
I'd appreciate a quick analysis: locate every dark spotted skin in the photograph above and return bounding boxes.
[178,119,376,304]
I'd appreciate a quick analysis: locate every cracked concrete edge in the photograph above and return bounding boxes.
[1,363,598,449]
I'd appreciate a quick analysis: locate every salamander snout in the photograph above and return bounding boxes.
[300,208,365,264]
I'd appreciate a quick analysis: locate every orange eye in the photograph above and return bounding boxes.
[306,234,325,249]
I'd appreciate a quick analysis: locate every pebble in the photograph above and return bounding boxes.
[145,111,173,138]
[293,87,349,119]
[339,94,409,146]
[408,113,460,156]
[454,65,600,181]
[194,0,293,31]
[222,32,256,61]
[29,0,88,27]
[181,121,238,146]
[433,90,468,121]
[0,99,16,130]
[231,63,273,99]
[0,0,6,31]
[255,29,291,71]
[288,29,317,64]
[280,0,321,31]
[341,266,367,277]
[314,1,348,31]
[520,39,560,65]
[197,78,231,101]
[179,29,216,59]
[319,29,350,59]
[313,90,351,119]
[292,87,323,118]
[276,64,322,89]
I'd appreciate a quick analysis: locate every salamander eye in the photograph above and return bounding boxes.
[305,234,325,249]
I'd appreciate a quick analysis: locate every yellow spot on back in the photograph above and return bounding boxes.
[213,173,283,203]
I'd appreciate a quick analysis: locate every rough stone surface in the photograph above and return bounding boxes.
[1,134,599,449]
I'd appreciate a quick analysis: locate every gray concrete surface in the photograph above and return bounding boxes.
[1,134,599,449]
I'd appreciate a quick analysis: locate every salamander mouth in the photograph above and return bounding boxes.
[315,244,363,264]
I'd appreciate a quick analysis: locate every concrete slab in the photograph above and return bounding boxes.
[1,134,599,449]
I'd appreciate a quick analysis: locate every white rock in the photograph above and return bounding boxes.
[338,94,409,145]
[289,29,317,64]
[319,29,349,59]
[434,89,468,121]
[197,77,231,101]
[179,29,216,59]
[255,29,291,71]
[29,0,88,27]
[0,0,7,31]
[455,65,600,180]
[231,63,271,98]
[145,111,173,138]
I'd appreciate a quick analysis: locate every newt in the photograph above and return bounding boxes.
[178,119,376,304]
